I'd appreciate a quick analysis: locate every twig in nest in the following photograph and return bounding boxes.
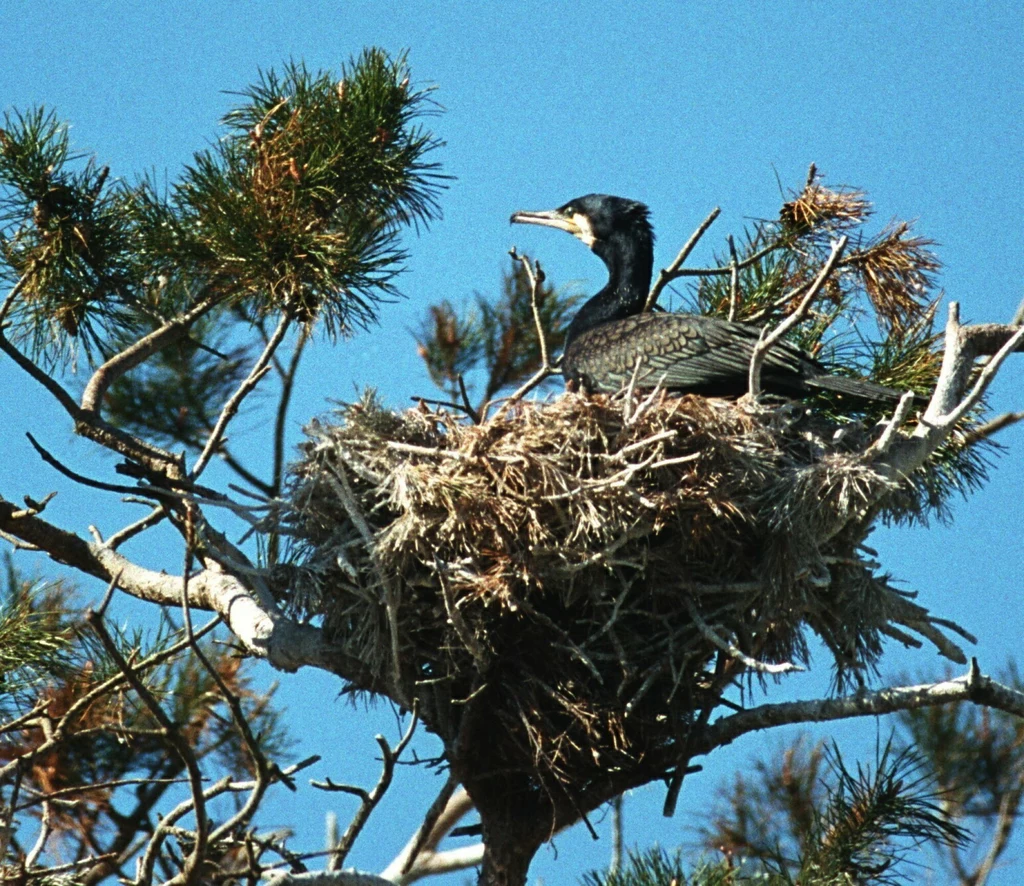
[487,249,558,419]
[727,234,740,322]
[410,373,481,424]
[436,559,488,667]
[686,599,804,675]
[868,391,917,456]
[622,356,646,421]
[627,382,672,429]
[514,596,603,684]
[327,462,409,704]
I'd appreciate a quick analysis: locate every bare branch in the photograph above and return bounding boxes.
[25,432,170,501]
[80,294,221,414]
[961,410,1024,447]
[134,756,319,886]
[0,272,29,325]
[272,325,309,492]
[867,391,917,456]
[191,312,292,481]
[317,712,418,870]
[941,323,1024,429]
[379,786,484,883]
[747,236,847,399]
[644,206,721,311]
[23,798,52,869]
[86,603,210,885]
[0,326,181,471]
[0,326,80,417]
[380,776,460,879]
[972,781,1024,886]
[180,546,277,847]
[726,234,739,322]
[391,844,484,884]
[105,506,167,550]
[510,249,550,369]
[693,660,1024,758]
[486,249,558,420]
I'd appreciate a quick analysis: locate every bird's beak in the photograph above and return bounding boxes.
[509,209,582,237]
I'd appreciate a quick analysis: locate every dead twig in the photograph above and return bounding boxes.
[314,711,418,870]
[487,249,557,420]
[644,207,721,311]
[747,235,848,399]
[192,312,291,481]
[726,234,739,322]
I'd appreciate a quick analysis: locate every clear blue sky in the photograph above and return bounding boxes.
[3,3,1023,883]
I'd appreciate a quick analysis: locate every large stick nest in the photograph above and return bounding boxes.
[281,389,969,794]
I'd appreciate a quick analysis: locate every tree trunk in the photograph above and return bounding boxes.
[477,825,542,886]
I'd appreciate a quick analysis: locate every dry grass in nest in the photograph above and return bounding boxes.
[281,389,969,792]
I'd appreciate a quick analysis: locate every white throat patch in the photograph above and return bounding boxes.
[571,213,596,248]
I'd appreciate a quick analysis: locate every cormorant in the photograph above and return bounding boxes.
[510,194,909,401]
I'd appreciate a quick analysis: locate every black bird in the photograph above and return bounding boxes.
[510,194,909,401]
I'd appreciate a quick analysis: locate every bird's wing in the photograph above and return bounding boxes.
[565,313,815,394]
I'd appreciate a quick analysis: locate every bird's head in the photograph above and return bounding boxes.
[510,194,653,257]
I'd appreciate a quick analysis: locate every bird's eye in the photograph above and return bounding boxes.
[563,206,574,216]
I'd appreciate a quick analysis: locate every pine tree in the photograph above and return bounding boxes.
[2,53,1024,886]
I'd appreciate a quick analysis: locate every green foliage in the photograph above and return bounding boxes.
[703,736,826,869]
[582,847,739,886]
[690,203,941,414]
[0,108,138,359]
[803,740,967,884]
[0,49,447,372]
[172,51,447,331]
[415,256,580,409]
[701,735,967,885]
[0,554,76,711]
[1,560,289,864]
[685,173,990,520]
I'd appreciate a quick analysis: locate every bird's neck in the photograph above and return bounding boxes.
[566,230,653,347]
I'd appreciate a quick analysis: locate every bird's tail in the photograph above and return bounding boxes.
[803,374,924,403]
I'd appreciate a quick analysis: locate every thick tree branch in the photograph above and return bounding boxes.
[0,495,379,684]
[80,295,221,414]
[380,782,480,884]
[0,327,181,472]
[693,660,1024,758]
[874,303,1024,482]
